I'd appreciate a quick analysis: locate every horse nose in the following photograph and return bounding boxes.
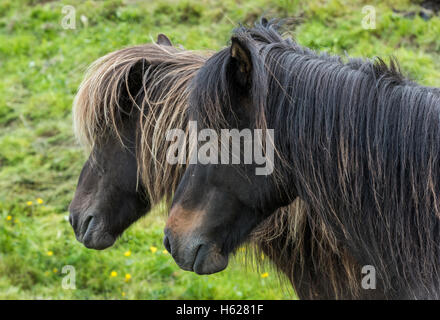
[68,209,94,242]
[163,229,173,254]
[68,211,78,231]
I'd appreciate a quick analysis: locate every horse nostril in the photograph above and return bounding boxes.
[79,215,94,240]
[163,235,172,253]
[69,213,79,231]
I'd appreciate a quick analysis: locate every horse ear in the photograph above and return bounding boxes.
[156,34,173,46]
[230,37,252,88]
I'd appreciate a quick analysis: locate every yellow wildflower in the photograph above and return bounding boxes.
[121,292,126,297]
[53,268,58,273]
[6,215,12,221]
[162,249,168,254]
[110,271,117,277]
[150,246,157,253]
[47,251,53,256]
[124,250,131,257]
[36,198,44,204]
[124,273,132,282]
[26,201,33,206]
[261,272,269,278]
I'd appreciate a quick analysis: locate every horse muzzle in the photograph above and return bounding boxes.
[163,228,229,275]
[69,211,115,250]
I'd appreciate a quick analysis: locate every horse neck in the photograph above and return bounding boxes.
[266,50,440,298]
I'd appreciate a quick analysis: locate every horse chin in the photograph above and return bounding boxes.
[80,220,116,250]
[82,231,116,250]
[192,244,229,275]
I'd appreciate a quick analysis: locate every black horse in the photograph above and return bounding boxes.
[69,35,205,249]
[165,20,440,299]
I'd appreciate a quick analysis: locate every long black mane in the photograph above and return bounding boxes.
[191,20,440,298]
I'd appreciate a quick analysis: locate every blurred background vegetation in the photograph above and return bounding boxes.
[0,0,439,299]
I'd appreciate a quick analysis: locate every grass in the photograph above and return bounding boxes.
[0,0,439,299]
[1,202,290,299]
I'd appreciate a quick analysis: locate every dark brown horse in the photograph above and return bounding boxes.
[69,27,372,299]
[69,35,202,249]
[165,20,440,299]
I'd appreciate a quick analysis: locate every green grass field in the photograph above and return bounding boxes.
[0,0,439,299]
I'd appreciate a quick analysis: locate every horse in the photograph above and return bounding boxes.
[165,20,440,299]
[69,35,204,249]
[69,25,371,299]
